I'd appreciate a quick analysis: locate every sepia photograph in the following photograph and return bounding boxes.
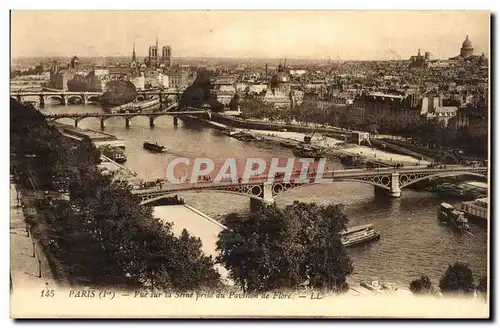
[9,9,490,318]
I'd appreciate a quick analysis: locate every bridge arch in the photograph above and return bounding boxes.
[271,178,391,198]
[45,95,65,105]
[400,171,487,189]
[139,188,264,205]
[51,117,76,124]
[66,95,84,104]
[124,114,163,120]
[87,96,99,103]
[74,115,106,124]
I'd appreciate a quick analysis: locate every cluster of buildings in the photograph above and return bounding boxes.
[46,39,192,93]
[211,35,487,134]
[10,34,489,132]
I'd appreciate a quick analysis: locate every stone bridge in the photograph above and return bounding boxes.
[131,166,487,208]
[44,110,211,128]
[11,91,102,106]
[11,89,186,106]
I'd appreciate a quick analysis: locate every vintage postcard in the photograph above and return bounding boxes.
[10,10,490,318]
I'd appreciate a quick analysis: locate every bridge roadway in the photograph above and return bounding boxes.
[130,165,488,205]
[43,110,210,128]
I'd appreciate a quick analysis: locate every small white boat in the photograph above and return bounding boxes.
[341,224,380,247]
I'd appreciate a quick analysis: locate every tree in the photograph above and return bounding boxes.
[216,201,353,293]
[100,80,137,106]
[439,262,475,295]
[11,99,221,291]
[179,68,224,111]
[409,275,435,295]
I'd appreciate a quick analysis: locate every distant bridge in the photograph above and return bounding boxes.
[131,166,488,207]
[44,109,211,128]
[11,91,102,106]
[11,88,186,106]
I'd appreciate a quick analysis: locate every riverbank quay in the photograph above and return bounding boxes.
[53,122,126,149]
[153,205,232,285]
[183,115,426,167]
[211,112,350,138]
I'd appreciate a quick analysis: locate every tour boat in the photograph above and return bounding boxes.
[460,198,488,227]
[341,224,381,247]
[437,202,470,231]
[143,142,167,153]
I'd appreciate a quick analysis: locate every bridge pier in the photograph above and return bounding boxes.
[149,117,155,128]
[125,118,131,128]
[373,173,401,198]
[74,119,79,128]
[173,116,179,126]
[249,182,275,212]
[39,96,46,108]
[100,118,106,129]
[389,173,401,198]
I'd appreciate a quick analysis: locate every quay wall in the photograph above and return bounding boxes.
[211,113,351,137]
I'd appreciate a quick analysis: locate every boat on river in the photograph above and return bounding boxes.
[438,202,470,231]
[143,142,167,153]
[341,224,380,247]
[231,130,259,142]
[100,146,127,163]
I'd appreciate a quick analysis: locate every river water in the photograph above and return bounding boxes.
[40,103,488,287]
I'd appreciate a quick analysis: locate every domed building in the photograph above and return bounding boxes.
[460,35,474,58]
[269,62,291,95]
[449,35,486,63]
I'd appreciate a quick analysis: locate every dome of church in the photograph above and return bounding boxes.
[271,71,289,84]
[462,35,472,49]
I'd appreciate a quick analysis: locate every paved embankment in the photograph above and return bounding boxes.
[10,180,57,292]
[199,117,427,167]
[152,205,233,286]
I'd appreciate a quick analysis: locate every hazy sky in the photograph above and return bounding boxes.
[11,11,490,60]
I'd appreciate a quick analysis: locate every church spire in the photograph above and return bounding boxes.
[132,42,136,62]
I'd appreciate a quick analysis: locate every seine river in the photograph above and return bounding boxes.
[40,102,488,287]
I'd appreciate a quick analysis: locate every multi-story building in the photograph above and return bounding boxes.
[130,73,145,90]
[421,93,458,126]
[167,70,191,89]
[259,89,291,109]
[351,91,422,130]
[448,106,488,134]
